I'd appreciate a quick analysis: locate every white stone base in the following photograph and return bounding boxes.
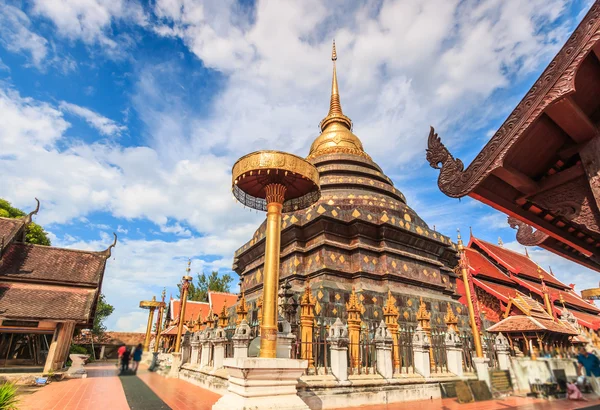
[473,357,491,388]
[298,374,458,409]
[212,357,309,410]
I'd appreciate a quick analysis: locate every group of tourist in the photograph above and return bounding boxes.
[117,343,143,374]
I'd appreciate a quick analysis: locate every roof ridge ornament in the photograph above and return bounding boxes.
[24,198,40,225]
[100,233,118,259]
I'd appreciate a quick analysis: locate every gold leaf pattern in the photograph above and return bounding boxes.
[381,214,389,223]
[330,253,337,262]
[363,256,369,263]
[290,215,298,224]
[318,290,324,300]
[404,214,411,222]
[352,209,361,218]
[407,299,413,307]
[403,264,408,272]
[317,205,326,214]
[257,269,262,282]
[327,199,335,205]
[335,293,341,301]
[339,255,345,263]
[403,311,409,320]
[315,301,322,315]
[392,261,397,268]
[331,209,338,217]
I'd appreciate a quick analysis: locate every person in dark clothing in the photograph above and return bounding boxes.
[578,347,600,395]
[120,349,131,374]
[132,343,143,373]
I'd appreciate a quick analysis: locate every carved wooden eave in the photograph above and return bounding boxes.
[427,1,600,271]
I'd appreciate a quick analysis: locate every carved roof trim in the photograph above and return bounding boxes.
[427,2,600,197]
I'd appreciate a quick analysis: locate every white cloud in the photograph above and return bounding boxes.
[32,0,147,56]
[59,101,126,136]
[0,3,48,67]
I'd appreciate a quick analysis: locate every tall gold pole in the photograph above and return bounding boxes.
[143,305,156,352]
[154,289,166,353]
[175,260,193,353]
[260,183,286,358]
[457,230,483,358]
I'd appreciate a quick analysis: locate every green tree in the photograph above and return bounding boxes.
[0,198,51,246]
[92,294,114,336]
[178,271,233,302]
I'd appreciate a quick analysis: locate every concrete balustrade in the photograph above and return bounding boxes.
[232,319,252,359]
[374,321,393,379]
[444,328,463,377]
[327,318,349,382]
[412,324,431,378]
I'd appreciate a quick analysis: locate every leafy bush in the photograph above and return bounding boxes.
[70,345,88,355]
[0,382,19,410]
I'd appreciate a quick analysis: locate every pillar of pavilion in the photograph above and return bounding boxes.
[213,148,320,409]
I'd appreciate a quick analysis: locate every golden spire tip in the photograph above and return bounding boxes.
[332,39,337,62]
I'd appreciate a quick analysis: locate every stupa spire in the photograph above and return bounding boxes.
[319,40,352,132]
[308,40,368,160]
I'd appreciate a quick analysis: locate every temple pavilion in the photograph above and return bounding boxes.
[230,43,472,360]
[460,235,600,353]
[160,291,237,351]
[0,201,115,372]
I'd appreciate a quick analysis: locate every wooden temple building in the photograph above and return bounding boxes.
[230,42,474,358]
[461,235,599,354]
[427,1,600,273]
[0,201,115,372]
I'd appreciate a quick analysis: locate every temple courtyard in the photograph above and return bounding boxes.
[15,362,600,410]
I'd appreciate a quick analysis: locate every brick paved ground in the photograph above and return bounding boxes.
[137,368,221,410]
[18,362,129,410]
[15,362,600,410]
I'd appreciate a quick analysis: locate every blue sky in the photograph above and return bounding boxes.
[0,0,597,331]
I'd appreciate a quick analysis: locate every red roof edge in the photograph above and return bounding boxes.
[472,237,518,273]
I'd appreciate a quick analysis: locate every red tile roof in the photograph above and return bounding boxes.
[0,282,96,322]
[0,243,107,285]
[161,325,191,336]
[569,310,600,330]
[73,332,146,346]
[487,315,577,334]
[169,300,209,323]
[209,292,237,315]
[471,237,565,287]
[465,248,513,284]
[0,218,24,245]
[556,289,600,313]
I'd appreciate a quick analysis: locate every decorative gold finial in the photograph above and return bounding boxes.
[469,226,473,237]
[186,258,191,274]
[498,237,503,246]
[307,40,368,160]
[457,228,464,251]
[332,39,337,61]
